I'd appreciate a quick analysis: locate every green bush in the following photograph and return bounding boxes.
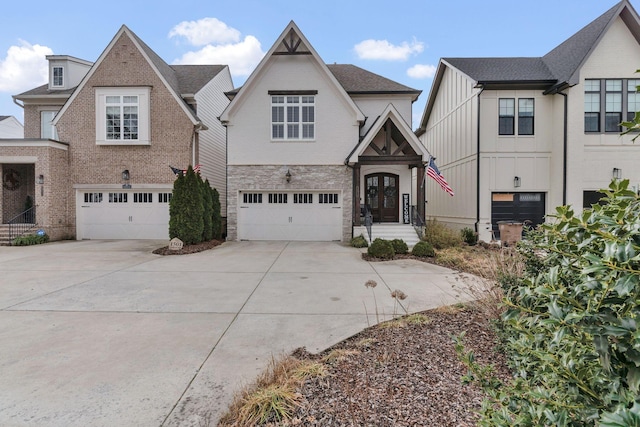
[211,187,222,239]
[201,179,214,241]
[460,227,478,246]
[423,219,462,249]
[411,241,435,257]
[458,179,640,426]
[390,239,408,254]
[350,234,369,248]
[367,238,395,259]
[13,233,49,246]
[169,166,204,245]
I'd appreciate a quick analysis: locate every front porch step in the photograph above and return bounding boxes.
[354,224,421,247]
[0,224,37,246]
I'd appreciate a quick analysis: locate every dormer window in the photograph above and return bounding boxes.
[52,66,64,87]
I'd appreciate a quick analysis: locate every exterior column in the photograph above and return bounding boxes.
[353,164,361,226]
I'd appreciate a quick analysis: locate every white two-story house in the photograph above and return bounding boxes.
[220,21,428,243]
[417,0,640,242]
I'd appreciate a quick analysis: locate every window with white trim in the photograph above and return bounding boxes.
[96,87,150,145]
[133,193,153,203]
[52,66,64,87]
[243,193,262,204]
[84,193,103,203]
[159,193,172,203]
[41,111,58,139]
[109,193,128,203]
[319,193,339,204]
[293,193,313,204]
[271,95,315,140]
[268,193,288,204]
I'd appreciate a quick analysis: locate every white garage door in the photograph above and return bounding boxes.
[238,191,342,241]
[77,190,172,239]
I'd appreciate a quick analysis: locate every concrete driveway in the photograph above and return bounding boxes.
[0,240,472,426]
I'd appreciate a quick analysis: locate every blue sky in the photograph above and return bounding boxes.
[0,0,618,129]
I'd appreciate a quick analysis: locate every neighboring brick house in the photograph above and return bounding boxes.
[0,25,232,241]
[220,21,428,243]
[417,0,640,242]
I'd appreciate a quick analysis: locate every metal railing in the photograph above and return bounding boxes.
[8,207,37,243]
[410,205,425,239]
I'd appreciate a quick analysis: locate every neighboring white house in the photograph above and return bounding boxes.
[0,116,23,138]
[417,0,640,242]
[220,21,428,243]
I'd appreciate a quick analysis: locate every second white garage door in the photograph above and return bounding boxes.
[238,191,342,241]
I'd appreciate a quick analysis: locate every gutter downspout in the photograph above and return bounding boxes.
[557,91,568,205]
[475,86,485,234]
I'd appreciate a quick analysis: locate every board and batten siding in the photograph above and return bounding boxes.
[420,66,478,230]
[196,66,233,217]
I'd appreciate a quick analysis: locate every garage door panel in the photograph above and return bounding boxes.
[238,191,342,241]
[78,190,171,240]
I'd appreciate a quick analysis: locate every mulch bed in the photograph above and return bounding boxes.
[152,239,223,255]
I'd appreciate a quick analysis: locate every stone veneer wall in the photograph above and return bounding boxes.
[227,164,353,242]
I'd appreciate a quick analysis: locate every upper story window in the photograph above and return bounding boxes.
[41,110,58,139]
[52,66,64,87]
[498,98,515,135]
[271,94,315,140]
[95,87,150,145]
[499,98,535,136]
[518,99,534,135]
[585,78,640,133]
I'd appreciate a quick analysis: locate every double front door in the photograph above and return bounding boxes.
[365,173,399,223]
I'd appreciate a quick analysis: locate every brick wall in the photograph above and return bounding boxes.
[227,164,353,242]
[52,31,196,238]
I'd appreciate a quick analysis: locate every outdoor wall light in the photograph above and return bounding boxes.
[122,169,130,181]
[37,174,44,185]
[285,169,292,183]
[514,176,521,188]
[612,168,622,180]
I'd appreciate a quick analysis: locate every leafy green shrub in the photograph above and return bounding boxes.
[423,219,462,249]
[390,238,408,254]
[411,241,435,257]
[212,187,222,239]
[460,227,478,246]
[458,180,640,426]
[350,234,369,248]
[169,166,204,245]
[13,233,49,246]
[367,238,395,259]
[201,178,214,241]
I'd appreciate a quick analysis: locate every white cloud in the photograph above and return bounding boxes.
[169,17,241,46]
[354,38,424,61]
[0,41,52,93]
[407,64,437,79]
[173,35,264,76]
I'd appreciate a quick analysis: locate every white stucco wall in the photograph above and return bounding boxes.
[226,55,360,166]
[352,95,414,136]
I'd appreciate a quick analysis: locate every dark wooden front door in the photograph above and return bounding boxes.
[365,173,399,223]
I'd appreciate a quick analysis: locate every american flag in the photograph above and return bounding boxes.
[426,158,454,196]
[169,164,201,176]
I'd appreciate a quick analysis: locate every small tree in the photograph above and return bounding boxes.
[169,166,204,244]
[202,179,214,241]
[212,187,222,239]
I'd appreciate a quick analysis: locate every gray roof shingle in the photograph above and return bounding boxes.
[441,1,637,91]
[327,64,420,94]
